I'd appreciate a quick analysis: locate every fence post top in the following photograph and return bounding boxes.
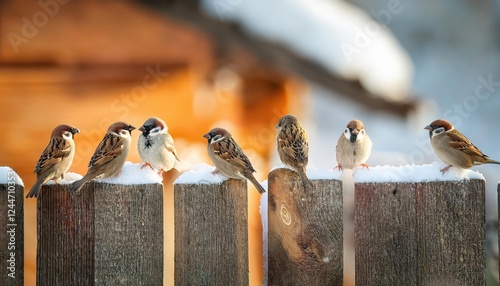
[174,164,228,185]
[353,162,485,183]
[0,166,24,186]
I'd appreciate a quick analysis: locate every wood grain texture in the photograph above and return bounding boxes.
[355,180,485,286]
[268,168,343,286]
[0,181,24,286]
[174,178,249,285]
[37,182,163,286]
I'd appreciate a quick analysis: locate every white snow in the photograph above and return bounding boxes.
[201,0,413,100]
[45,172,82,185]
[174,164,228,185]
[96,161,163,185]
[259,181,269,286]
[354,161,485,183]
[270,165,342,180]
[307,168,342,180]
[0,167,24,186]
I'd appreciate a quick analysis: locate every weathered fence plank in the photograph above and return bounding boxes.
[37,182,163,286]
[174,178,249,285]
[0,168,23,286]
[355,180,485,286]
[268,168,343,285]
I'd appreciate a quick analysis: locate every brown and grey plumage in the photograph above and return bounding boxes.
[204,127,265,194]
[276,114,313,190]
[335,119,372,171]
[27,124,79,198]
[138,117,180,173]
[425,119,500,174]
[70,122,135,192]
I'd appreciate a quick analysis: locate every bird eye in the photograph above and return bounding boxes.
[433,127,445,135]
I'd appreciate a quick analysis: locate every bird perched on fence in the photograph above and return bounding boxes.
[276,114,313,190]
[204,127,266,194]
[425,119,500,174]
[335,119,372,171]
[138,117,180,174]
[70,122,135,192]
[27,124,80,198]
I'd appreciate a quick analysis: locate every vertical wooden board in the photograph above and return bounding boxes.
[268,168,343,286]
[174,179,249,285]
[94,183,164,286]
[37,184,95,286]
[415,180,485,285]
[354,182,418,286]
[0,183,23,286]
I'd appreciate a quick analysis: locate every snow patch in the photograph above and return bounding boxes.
[307,168,342,180]
[271,165,342,180]
[174,164,228,185]
[0,167,24,186]
[354,162,485,183]
[96,162,163,185]
[45,172,82,185]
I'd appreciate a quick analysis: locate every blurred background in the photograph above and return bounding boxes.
[1,0,499,285]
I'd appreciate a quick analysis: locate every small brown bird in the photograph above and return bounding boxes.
[204,128,266,194]
[335,119,372,171]
[138,117,180,174]
[27,124,80,198]
[425,119,500,174]
[276,114,313,190]
[70,122,135,192]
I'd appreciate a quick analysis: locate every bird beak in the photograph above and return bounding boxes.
[351,129,359,135]
[139,126,146,132]
[424,125,432,131]
[349,134,357,143]
[203,133,211,139]
[71,128,80,135]
[128,125,136,132]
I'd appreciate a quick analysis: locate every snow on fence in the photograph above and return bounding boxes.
[0,162,492,285]
[36,163,164,285]
[267,168,343,285]
[0,167,24,286]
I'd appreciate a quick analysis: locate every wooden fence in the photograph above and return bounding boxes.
[0,166,492,285]
[0,168,23,286]
[37,181,163,285]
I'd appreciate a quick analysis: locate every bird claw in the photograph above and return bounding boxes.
[440,165,452,174]
[360,163,370,170]
[141,163,154,170]
[211,169,220,175]
[333,165,343,172]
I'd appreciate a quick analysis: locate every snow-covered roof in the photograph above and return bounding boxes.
[201,0,413,101]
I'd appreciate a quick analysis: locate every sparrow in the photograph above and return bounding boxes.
[203,128,266,194]
[138,117,180,174]
[335,119,372,171]
[70,122,135,192]
[27,124,80,198]
[276,114,313,190]
[425,119,500,173]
